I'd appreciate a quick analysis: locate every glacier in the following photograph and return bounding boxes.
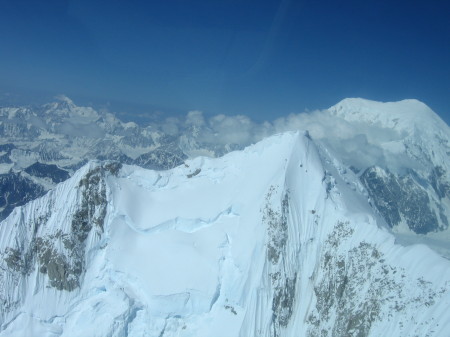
[0,131,449,337]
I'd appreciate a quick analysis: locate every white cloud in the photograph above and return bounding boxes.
[269,110,419,172]
[161,117,180,136]
[186,110,205,127]
[152,105,420,174]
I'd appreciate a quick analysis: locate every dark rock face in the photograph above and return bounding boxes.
[24,162,70,183]
[360,166,447,234]
[360,168,402,228]
[430,166,450,200]
[0,172,46,221]
[263,186,296,336]
[307,221,447,337]
[35,234,82,291]
[265,187,289,266]
[0,144,15,164]
[0,162,121,300]
[33,163,115,291]
[134,147,187,171]
[272,274,297,329]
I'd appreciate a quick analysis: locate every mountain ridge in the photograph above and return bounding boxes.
[1,96,449,255]
[1,131,450,336]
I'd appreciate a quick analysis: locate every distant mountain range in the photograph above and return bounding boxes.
[1,96,449,257]
[0,96,187,221]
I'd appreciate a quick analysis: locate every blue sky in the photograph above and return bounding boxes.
[0,0,449,123]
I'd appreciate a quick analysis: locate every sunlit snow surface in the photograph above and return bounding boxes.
[1,132,450,336]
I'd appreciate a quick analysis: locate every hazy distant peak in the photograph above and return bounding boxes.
[55,94,75,106]
[42,95,76,112]
[330,97,432,113]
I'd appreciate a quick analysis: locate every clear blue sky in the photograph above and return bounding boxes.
[0,0,449,123]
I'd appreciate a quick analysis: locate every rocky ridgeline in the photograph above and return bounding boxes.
[0,163,120,318]
[307,221,447,337]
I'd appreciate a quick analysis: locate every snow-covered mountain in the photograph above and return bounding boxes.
[0,132,449,337]
[0,96,450,257]
[323,99,450,256]
[2,96,449,257]
[0,96,187,221]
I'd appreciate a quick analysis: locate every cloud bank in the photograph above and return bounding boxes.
[160,108,419,174]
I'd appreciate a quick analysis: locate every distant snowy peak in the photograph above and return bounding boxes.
[0,98,187,221]
[328,98,448,134]
[1,95,114,127]
[328,97,450,171]
[43,95,77,112]
[324,98,450,241]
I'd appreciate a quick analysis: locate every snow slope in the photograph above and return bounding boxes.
[0,132,449,336]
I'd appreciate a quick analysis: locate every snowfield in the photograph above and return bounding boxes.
[0,131,449,337]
